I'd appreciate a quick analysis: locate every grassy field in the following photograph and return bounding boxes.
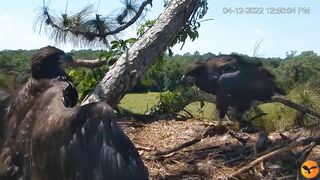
[119,92,217,120]
[119,92,161,114]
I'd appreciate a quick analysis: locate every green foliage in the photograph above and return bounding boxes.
[0,45,320,133]
[110,38,137,52]
[167,0,208,56]
[137,19,156,37]
[274,51,320,89]
[119,91,216,119]
[148,88,187,115]
[0,50,33,90]
[0,50,32,74]
[131,55,186,92]
[147,86,199,115]
[68,66,108,100]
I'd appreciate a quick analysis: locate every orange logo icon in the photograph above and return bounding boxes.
[301,160,319,179]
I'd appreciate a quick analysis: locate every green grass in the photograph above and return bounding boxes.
[119,92,217,120]
[119,92,161,114]
[252,102,296,131]
[183,102,216,120]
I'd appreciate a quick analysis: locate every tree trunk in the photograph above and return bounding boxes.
[82,0,200,107]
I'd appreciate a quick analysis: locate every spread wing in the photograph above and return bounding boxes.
[310,166,318,170]
[3,81,148,180]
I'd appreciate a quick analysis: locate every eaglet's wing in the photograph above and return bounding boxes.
[30,81,148,180]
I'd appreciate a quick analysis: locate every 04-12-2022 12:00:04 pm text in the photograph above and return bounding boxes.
[222,7,311,15]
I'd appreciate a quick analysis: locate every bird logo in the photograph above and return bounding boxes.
[301,160,319,179]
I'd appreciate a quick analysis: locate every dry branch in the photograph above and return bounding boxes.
[228,129,249,144]
[270,96,320,119]
[135,145,154,151]
[254,134,300,158]
[155,138,201,156]
[296,142,317,164]
[154,126,243,157]
[228,135,320,178]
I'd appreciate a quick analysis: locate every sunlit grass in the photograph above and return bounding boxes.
[119,92,217,120]
[183,102,216,120]
[119,92,161,114]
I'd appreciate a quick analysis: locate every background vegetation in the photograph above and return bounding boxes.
[0,48,319,131]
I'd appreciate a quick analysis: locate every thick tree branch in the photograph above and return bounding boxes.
[82,0,201,107]
[66,59,106,69]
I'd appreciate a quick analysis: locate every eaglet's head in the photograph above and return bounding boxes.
[31,46,73,80]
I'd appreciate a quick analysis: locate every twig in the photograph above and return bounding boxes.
[296,142,317,164]
[182,108,194,118]
[155,152,177,160]
[154,138,201,156]
[135,145,154,151]
[248,113,268,123]
[229,145,295,178]
[228,129,249,144]
[279,132,291,141]
[154,125,245,157]
[224,156,246,165]
[117,121,147,128]
[154,125,248,157]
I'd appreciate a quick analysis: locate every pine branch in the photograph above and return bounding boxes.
[39,0,152,45]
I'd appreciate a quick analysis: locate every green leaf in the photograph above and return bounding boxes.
[125,38,137,44]
[111,41,120,49]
